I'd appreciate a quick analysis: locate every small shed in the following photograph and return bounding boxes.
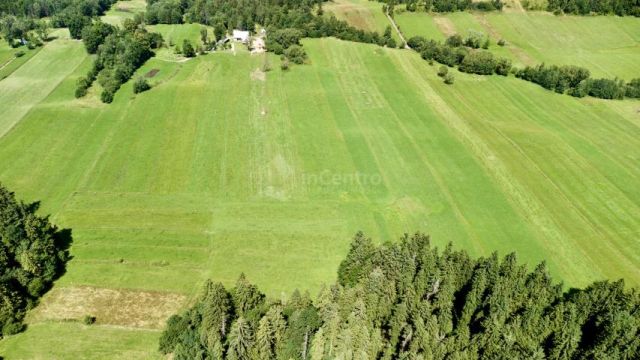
[232,30,250,43]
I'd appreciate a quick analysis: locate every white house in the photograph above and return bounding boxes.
[232,30,250,43]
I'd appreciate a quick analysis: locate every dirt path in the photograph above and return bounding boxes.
[385,10,410,49]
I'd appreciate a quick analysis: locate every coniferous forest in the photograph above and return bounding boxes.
[0,184,70,337]
[160,232,640,359]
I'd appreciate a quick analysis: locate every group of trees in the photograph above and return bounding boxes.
[386,0,638,15]
[409,34,512,77]
[0,184,70,337]
[0,15,49,47]
[75,17,162,103]
[545,0,640,16]
[0,0,116,44]
[382,0,504,13]
[160,232,640,359]
[515,64,640,100]
[144,0,397,61]
[408,34,640,100]
[0,0,113,18]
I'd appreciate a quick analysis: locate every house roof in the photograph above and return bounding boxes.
[232,30,250,41]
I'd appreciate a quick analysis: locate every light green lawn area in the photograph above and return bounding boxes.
[0,322,162,360]
[325,0,401,42]
[148,23,209,48]
[395,10,640,78]
[0,38,87,137]
[102,0,147,26]
[0,35,638,358]
[0,43,42,80]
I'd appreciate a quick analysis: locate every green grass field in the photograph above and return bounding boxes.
[394,10,640,79]
[0,3,639,356]
[0,35,639,357]
[324,0,401,42]
[0,43,42,81]
[324,0,640,79]
[102,0,147,26]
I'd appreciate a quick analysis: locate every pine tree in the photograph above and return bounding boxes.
[227,317,254,360]
[233,273,265,316]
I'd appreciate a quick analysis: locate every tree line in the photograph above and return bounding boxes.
[408,33,640,100]
[0,0,117,43]
[377,0,639,15]
[385,0,504,13]
[160,232,640,359]
[0,184,70,337]
[542,0,640,16]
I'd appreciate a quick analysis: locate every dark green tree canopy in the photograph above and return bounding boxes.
[161,232,640,359]
[0,184,70,337]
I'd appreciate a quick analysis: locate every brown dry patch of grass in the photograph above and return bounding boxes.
[28,286,187,329]
[251,68,266,81]
[324,0,377,32]
[433,17,457,36]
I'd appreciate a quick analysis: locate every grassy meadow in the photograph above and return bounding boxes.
[324,0,640,79]
[395,11,640,79]
[324,0,401,41]
[0,4,639,357]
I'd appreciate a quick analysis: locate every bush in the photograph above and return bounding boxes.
[444,73,455,84]
[407,36,428,51]
[437,65,448,77]
[283,45,307,65]
[15,50,25,58]
[182,40,195,57]
[495,57,512,76]
[497,38,506,46]
[463,32,485,49]
[101,90,114,103]
[625,78,640,98]
[268,42,284,55]
[459,51,496,75]
[280,59,290,71]
[75,77,91,98]
[82,315,96,325]
[386,37,397,48]
[445,34,463,47]
[133,77,151,94]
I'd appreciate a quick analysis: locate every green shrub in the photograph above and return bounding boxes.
[437,65,448,77]
[133,77,151,94]
[82,315,96,325]
[182,40,195,57]
[283,45,307,64]
[15,50,25,58]
[459,51,496,75]
[495,57,512,76]
[101,90,114,104]
[444,73,455,84]
[445,34,463,47]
